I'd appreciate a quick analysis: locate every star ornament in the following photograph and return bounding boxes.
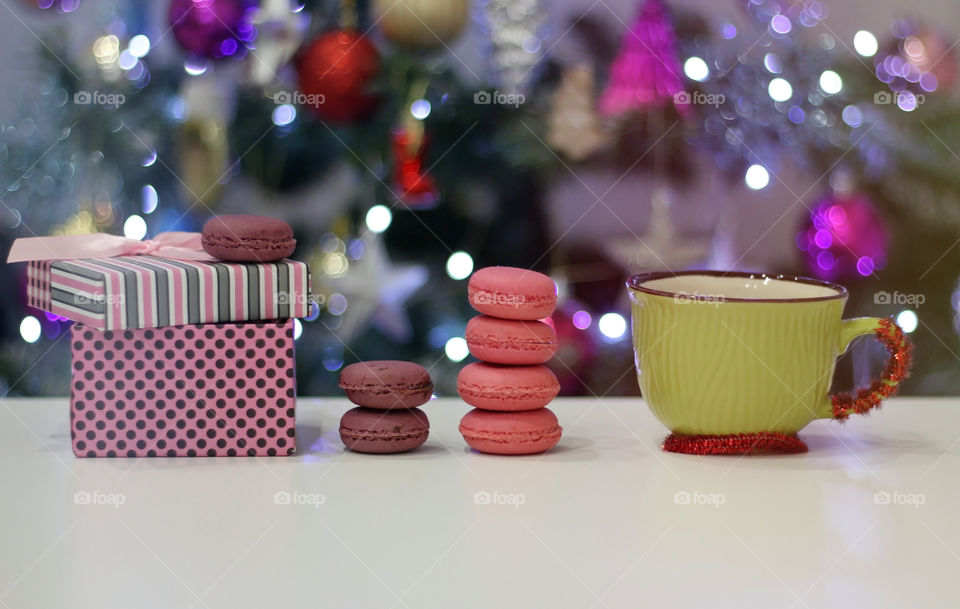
[321,235,428,342]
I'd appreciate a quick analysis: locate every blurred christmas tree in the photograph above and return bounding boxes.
[2,0,960,397]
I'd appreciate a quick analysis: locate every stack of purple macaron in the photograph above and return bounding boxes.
[338,361,433,454]
[457,267,563,455]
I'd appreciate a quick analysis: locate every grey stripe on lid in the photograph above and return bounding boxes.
[54,261,106,281]
[86,259,141,329]
[246,263,260,320]
[50,266,105,289]
[216,264,231,322]
[120,257,172,328]
[148,256,202,324]
[50,286,106,314]
[278,262,289,319]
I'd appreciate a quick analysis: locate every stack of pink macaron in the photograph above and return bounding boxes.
[458,266,563,455]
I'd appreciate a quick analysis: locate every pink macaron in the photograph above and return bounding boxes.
[457,362,560,411]
[459,407,562,455]
[467,266,557,321]
[465,315,557,365]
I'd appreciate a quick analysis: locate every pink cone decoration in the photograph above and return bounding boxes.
[598,0,689,117]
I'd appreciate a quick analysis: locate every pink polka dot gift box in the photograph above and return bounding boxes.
[7,230,312,458]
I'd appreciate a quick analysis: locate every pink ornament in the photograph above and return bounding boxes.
[169,0,255,59]
[598,0,688,117]
[797,194,888,281]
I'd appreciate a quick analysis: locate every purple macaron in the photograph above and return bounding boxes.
[201,215,296,262]
[339,407,430,453]
[339,361,434,409]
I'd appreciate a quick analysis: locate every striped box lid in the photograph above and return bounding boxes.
[27,255,312,331]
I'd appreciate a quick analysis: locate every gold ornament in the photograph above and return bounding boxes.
[545,65,610,161]
[176,77,229,210]
[373,0,471,49]
[177,119,228,210]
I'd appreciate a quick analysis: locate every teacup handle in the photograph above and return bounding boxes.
[829,317,912,421]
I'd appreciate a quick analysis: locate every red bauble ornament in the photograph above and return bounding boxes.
[296,30,380,123]
[391,127,437,207]
[797,193,888,281]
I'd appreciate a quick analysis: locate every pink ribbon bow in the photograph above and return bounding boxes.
[6,232,217,263]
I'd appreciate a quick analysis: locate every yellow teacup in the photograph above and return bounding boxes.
[627,271,911,442]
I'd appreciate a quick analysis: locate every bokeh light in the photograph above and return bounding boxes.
[20,316,41,344]
[598,313,627,340]
[445,336,469,362]
[896,91,920,112]
[129,35,151,58]
[896,309,918,334]
[770,15,791,35]
[446,252,474,280]
[141,185,158,214]
[572,310,592,330]
[853,30,878,57]
[327,293,348,316]
[768,78,793,102]
[272,104,296,126]
[410,99,431,120]
[365,205,392,233]
[745,164,770,190]
[123,215,147,240]
[683,57,709,82]
[819,70,843,94]
[841,105,863,127]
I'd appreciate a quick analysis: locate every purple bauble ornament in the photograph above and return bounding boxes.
[169,0,255,59]
[797,193,888,281]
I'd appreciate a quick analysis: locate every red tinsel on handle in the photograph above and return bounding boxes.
[832,317,912,421]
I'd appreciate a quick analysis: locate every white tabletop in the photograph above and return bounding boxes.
[0,397,957,608]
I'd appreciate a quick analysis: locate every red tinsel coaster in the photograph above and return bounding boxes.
[663,432,808,455]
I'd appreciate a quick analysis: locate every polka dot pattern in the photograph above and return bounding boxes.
[70,320,296,458]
